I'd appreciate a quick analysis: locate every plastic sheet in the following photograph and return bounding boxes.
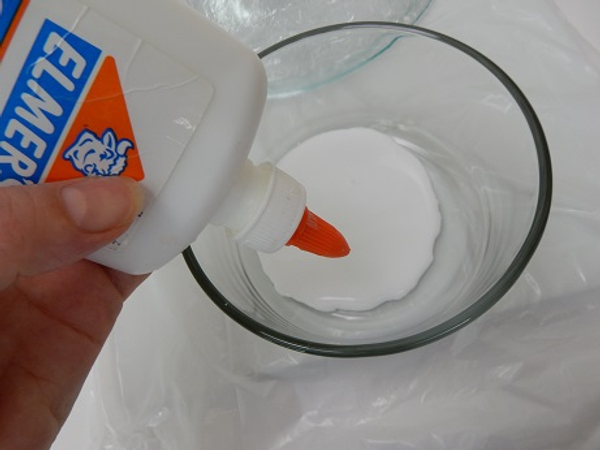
[53,0,600,448]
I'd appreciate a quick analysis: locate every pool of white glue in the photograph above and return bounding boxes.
[258,127,442,312]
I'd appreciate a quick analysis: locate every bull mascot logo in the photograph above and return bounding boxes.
[64,128,134,177]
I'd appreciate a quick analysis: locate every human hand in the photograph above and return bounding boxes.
[0,177,146,450]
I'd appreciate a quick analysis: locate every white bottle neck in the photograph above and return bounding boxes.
[210,160,307,253]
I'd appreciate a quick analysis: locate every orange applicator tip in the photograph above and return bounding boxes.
[286,208,350,258]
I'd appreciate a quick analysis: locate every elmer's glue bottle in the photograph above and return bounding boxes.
[0,0,349,274]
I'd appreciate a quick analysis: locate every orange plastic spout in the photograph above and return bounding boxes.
[286,208,350,258]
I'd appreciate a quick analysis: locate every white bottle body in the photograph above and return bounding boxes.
[0,0,269,273]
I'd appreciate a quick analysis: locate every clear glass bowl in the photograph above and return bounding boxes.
[184,23,552,357]
[185,0,432,51]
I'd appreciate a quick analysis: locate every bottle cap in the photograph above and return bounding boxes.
[234,164,349,257]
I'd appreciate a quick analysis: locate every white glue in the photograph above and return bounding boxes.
[0,0,348,274]
[259,127,442,312]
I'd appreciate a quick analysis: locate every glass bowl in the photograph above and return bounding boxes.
[185,0,432,52]
[184,23,552,357]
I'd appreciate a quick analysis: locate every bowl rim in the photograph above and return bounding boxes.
[183,21,553,358]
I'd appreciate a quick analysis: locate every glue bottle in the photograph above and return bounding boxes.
[0,0,349,274]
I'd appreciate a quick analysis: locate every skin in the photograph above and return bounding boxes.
[0,177,146,450]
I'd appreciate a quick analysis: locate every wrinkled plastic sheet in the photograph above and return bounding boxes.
[54,1,600,449]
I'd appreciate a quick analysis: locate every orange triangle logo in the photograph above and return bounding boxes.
[47,56,145,182]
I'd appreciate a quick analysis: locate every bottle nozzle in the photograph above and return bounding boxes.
[214,162,350,258]
[286,208,350,258]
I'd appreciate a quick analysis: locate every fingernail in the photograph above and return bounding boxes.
[61,177,145,232]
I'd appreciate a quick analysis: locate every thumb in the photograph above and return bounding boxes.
[0,177,144,285]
